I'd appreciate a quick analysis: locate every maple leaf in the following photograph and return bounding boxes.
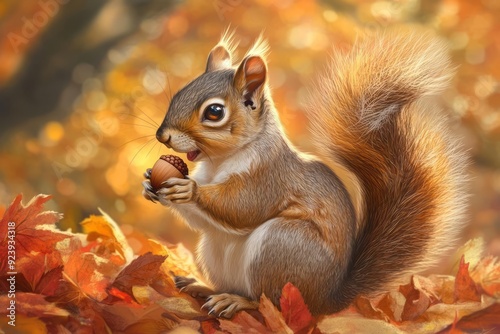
[0,194,70,265]
[15,252,64,296]
[280,282,313,333]
[454,255,481,302]
[63,249,115,302]
[108,252,167,302]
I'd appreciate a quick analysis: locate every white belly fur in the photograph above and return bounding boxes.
[197,221,273,297]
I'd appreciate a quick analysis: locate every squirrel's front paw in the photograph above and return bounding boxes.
[157,177,197,204]
[142,179,159,203]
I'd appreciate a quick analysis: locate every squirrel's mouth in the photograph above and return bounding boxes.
[187,150,201,162]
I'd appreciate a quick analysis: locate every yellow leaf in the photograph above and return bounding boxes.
[451,238,485,274]
[80,209,134,264]
[317,316,404,334]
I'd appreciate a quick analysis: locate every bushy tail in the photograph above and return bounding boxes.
[308,28,468,309]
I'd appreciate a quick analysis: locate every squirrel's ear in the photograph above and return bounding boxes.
[234,55,267,103]
[206,45,232,72]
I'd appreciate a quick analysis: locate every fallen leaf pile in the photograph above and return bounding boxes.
[0,195,499,333]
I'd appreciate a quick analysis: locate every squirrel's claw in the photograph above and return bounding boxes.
[202,293,259,319]
[174,275,197,289]
[142,180,159,203]
[144,168,152,179]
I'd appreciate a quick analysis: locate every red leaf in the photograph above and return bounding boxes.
[280,282,313,332]
[200,319,225,334]
[0,194,70,262]
[109,252,167,301]
[36,266,64,296]
[106,287,137,305]
[15,252,63,296]
[455,255,481,302]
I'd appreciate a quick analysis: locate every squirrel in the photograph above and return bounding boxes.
[142,27,467,318]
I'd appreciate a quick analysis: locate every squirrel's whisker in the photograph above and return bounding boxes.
[133,104,160,127]
[120,122,157,129]
[129,137,157,167]
[118,134,155,148]
[118,113,158,128]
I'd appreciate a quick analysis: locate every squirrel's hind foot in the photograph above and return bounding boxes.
[202,293,259,319]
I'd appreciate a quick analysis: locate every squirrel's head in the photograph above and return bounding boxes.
[156,32,270,162]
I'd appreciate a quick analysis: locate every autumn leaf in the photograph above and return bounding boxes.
[81,209,134,265]
[280,282,313,333]
[132,285,203,320]
[63,248,115,302]
[0,194,70,261]
[108,252,167,302]
[201,319,225,334]
[354,295,390,321]
[470,255,500,297]
[399,275,439,321]
[376,291,406,322]
[14,252,63,296]
[454,255,481,302]
[317,314,404,334]
[0,292,69,319]
[219,311,271,334]
[47,280,112,333]
[435,303,500,333]
[259,294,293,334]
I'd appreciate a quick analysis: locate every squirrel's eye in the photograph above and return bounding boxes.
[203,104,225,122]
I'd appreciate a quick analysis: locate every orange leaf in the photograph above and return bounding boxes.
[64,250,113,301]
[399,275,439,321]
[280,282,313,333]
[109,252,167,301]
[259,294,293,334]
[219,311,271,334]
[354,295,391,321]
[470,255,500,297]
[454,255,481,302]
[81,211,134,264]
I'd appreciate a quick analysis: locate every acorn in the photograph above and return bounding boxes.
[150,155,189,191]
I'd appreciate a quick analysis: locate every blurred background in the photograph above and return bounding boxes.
[0,0,499,258]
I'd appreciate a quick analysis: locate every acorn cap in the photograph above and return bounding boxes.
[150,155,188,190]
[159,155,189,176]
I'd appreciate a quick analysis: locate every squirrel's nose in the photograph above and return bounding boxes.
[156,128,172,148]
